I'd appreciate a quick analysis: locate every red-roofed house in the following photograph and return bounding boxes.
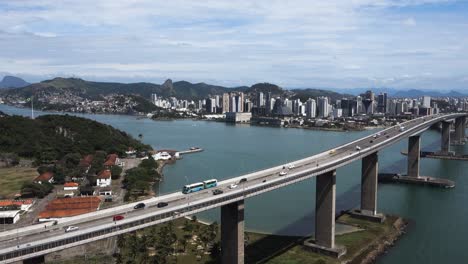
[0,199,34,211]
[0,200,35,224]
[63,182,79,191]
[103,154,120,168]
[79,154,94,174]
[33,172,54,184]
[96,170,112,187]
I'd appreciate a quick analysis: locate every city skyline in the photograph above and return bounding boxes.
[1,1,468,89]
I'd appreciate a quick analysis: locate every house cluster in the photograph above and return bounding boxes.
[66,153,123,198]
[0,199,35,224]
[2,152,125,225]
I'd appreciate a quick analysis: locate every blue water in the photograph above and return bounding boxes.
[1,104,467,263]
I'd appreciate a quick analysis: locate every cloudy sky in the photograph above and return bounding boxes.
[0,0,467,89]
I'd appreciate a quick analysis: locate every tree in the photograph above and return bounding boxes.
[111,165,123,180]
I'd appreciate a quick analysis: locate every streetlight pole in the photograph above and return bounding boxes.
[184,176,190,207]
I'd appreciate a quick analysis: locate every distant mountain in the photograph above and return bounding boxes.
[1,77,352,106]
[327,87,467,98]
[0,76,30,88]
[392,89,467,98]
[1,77,246,101]
[291,88,353,102]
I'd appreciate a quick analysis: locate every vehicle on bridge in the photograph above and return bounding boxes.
[65,226,79,233]
[134,203,145,209]
[280,171,287,176]
[182,179,218,194]
[203,179,218,188]
[113,215,124,221]
[212,189,223,195]
[157,202,168,208]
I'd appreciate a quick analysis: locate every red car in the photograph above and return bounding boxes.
[113,215,124,221]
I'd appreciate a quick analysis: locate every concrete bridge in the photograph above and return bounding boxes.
[0,113,467,264]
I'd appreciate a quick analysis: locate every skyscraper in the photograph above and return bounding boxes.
[422,96,431,108]
[318,96,329,118]
[306,98,316,119]
[256,92,264,107]
[222,93,230,113]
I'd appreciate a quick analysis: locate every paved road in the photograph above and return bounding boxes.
[0,113,465,263]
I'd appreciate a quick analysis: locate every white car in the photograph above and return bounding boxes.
[287,164,295,169]
[228,184,238,189]
[65,226,79,233]
[355,146,361,151]
[279,171,287,176]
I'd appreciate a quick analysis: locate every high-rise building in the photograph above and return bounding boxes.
[318,96,329,118]
[222,93,230,113]
[205,98,216,113]
[305,98,316,119]
[377,93,387,113]
[256,92,264,107]
[151,94,158,105]
[356,96,364,114]
[422,96,431,108]
[265,92,272,114]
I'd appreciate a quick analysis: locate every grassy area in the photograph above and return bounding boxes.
[0,167,37,198]
[62,214,403,264]
[243,214,402,264]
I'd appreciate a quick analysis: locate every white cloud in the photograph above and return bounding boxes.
[0,0,466,89]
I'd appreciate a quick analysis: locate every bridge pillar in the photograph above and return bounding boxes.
[303,170,346,258]
[361,152,378,215]
[463,116,467,143]
[453,117,465,145]
[221,200,244,264]
[407,135,421,177]
[315,170,336,249]
[349,152,385,222]
[440,121,451,154]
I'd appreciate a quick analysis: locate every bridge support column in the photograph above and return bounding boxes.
[303,170,346,258]
[350,152,385,222]
[221,200,244,264]
[453,117,465,145]
[440,121,451,155]
[463,116,467,143]
[407,135,421,177]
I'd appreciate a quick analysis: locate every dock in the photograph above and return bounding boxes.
[400,150,468,161]
[379,173,455,188]
[178,147,204,155]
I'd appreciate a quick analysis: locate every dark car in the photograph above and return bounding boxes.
[157,202,168,208]
[134,203,145,209]
[212,189,223,195]
[239,178,247,183]
[113,215,124,221]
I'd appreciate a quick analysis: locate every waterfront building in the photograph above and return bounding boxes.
[222,93,230,113]
[305,98,316,119]
[256,92,264,107]
[205,98,216,113]
[225,112,252,123]
[317,96,329,118]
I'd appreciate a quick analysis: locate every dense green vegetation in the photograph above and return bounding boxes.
[21,182,53,198]
[0,114,150,163]
[115,217,220,264]
[123,156,160,201]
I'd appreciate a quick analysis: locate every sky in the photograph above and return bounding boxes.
[0,0,468,90]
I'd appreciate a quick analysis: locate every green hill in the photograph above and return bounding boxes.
[0,114,150,162]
